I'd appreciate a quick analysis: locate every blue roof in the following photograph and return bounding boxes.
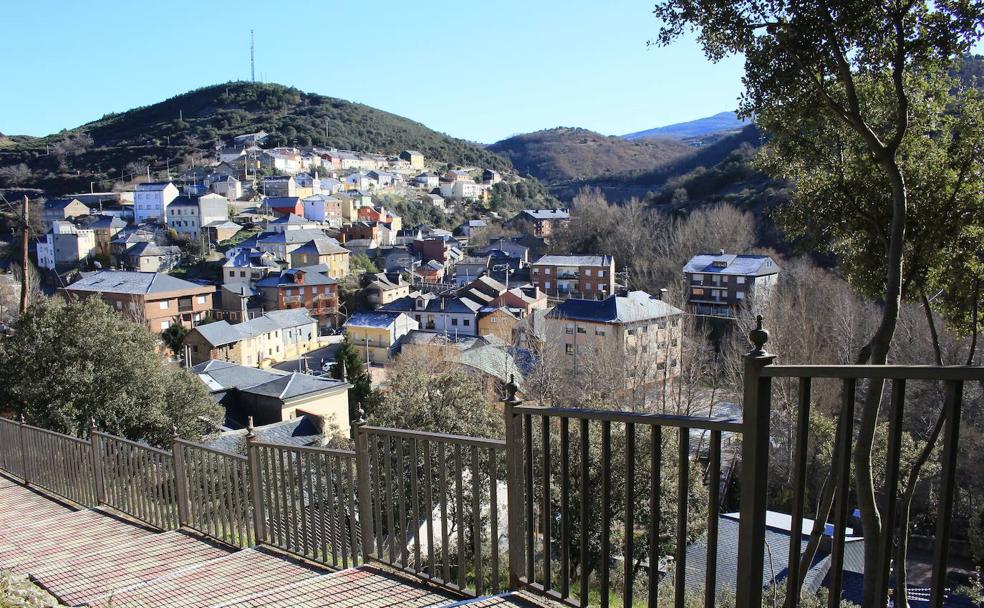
[683,252,780,276]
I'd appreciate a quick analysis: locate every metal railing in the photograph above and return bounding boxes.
[358,425,507,598]
[174,439,254,548]
[250,440,362,569]
[504,398,741,608]
[93,432,179,531]
[0,317,980,607]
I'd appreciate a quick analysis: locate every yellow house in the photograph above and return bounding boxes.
[343,311,419,365]
[192,359,352,430]
[477,307,520,343]
[183,309,321,367]
[289,242,351,278]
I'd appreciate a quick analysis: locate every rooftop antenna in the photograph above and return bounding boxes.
[250,30,256,83]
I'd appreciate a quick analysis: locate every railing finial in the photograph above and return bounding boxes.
[90,418,98,435]
[171,424,179,441]
[246,416,255,440]
[505,374,521,404]
[748,314,770,356]
[17,413,25,425]
[353,405,367,426]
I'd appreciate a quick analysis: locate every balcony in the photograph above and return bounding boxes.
[0,320,978,608]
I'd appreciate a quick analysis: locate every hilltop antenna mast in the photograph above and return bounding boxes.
[250,30,255,83]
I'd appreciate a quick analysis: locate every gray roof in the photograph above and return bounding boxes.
[206,417,323,454]
[192,359,348,400]
[684,512,864,603]
[88,215,127,229]
[255,269,337,288]
[258,229,337,246]
[127,242,180,258]
[344,311,408,329]
[135,182,174,191]
[66,271,208,295]
[533,254,612,267]
[520,209,570,221]
[44,197,86,210]
[683,252,780,276]
[270,214,314,225]
[547,291,683,324]
[291,239,349,256]
[192,309,316,347]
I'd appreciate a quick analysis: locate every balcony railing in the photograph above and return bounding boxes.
[0,317,979,607]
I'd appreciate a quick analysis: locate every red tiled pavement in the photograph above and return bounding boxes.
[30,530,233,606]
[85,547,326,608]
[214,565,461,608]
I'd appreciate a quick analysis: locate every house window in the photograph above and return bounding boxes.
[737,292,745,300]
[463,319,470,326]
[160,320,171,330]
[544,281,551,289]
[532,268,539,275]
[595,328,605,336]
[598,283,606,291]
[576,327,586,334]
[585,269,592,277]
[737,276,746,284]
[598,270,605,278]
[544,268,551,275]
[228,270,235,278]
[452,318,458,326]
[565,344,574,355]
[196,296,206,304]
[159,301,169,310]
[585,283,593,291]
[115,301,122,309]
[490,317,498,324]
[240,271,246,277]
[565,325,574,335]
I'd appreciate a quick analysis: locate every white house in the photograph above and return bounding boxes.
[166,194,229,240]
[134,182,179,223]
[36,221,97,271]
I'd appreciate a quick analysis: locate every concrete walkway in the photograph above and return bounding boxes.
[0,478,541,608]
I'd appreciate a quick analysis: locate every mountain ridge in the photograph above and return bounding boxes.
[0,82,510,194]
[622,111,749,141]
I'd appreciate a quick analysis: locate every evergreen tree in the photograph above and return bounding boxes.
[332,337,373,423]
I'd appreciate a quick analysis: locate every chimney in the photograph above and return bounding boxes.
[719,248,725,255]
[657,288,667,301]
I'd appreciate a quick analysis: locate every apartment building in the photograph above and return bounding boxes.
[134,182,180,223]
[530,254,615,299]
[62,271,214,332]
[545,290,684,385]
[683,251,780,317]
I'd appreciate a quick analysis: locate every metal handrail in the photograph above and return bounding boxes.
[362,425,507,449]
[762,363,984,381]
[512,404,743,433]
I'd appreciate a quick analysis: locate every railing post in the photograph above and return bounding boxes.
[90,420,105,505]
[171,426,192,528]
[18,414,30,485]
[245,417,267,545]
[503,376,526,589]
[735,316,775,608]
[353,407,376,560]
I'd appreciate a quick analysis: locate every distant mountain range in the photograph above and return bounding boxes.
[487,127,692,185]
[622,111,749,142]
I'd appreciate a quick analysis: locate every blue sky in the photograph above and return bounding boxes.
[0,0,745,143]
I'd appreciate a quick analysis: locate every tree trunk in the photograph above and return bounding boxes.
[856,156,908,608]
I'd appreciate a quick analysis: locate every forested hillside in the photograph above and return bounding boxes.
[0,82,510,194]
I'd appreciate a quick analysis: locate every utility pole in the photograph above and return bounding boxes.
[19,196,29,315]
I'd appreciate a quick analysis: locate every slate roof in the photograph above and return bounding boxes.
[192,309,316,347]
[126,242,180,258]
[265,197,302,209]
[344,311,409,329]
[66,271,208,295]
[381,294,482,315]
[167,196,198,208]
[519,209,570,221]
[135,182,174,191]
[206,417,323,454]
[270,214,314,226]
[532,254,612,267]
[88,215,127,229]
[683,252,780,276]
[684,512,865,604]
[255,269,338,288]
[192,359,348,401]
[258,229,338,246]
[547,291,683,324]
[291,239,349,256]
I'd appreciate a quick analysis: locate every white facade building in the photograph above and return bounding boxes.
[134,182,179,223]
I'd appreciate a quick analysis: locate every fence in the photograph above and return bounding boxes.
[359,426,506,598]
[0,317,981,608]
